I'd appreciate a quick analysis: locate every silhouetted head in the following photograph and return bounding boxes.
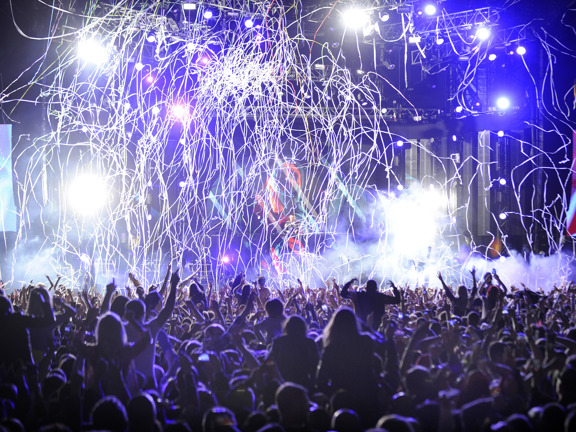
[275,382,309,427]
[96,312,127,353]
[265,299,284,318]
[145,291,162,313]
[366,280,378,293]
[0,296,13,315]
[91,395,128,432]
[111,295,129,317]
[202,406,237,432]
[283,315,307,338]
[27,286,51,316]
[124,299,146,322]
[324,307,360,347]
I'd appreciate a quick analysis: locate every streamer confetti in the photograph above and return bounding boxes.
[2,0,576,290]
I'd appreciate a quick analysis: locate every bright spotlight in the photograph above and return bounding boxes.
[134,62,144,71]
[475,26,491,41]
[497,130,505,137]
[78,39,110,65]
[396,140,404,147]
[342,8,370,29]
[145,75,155,84]
[152,106,160,115]
[496,96,511,110]
[499,212,507,220]
[451,135,457,142]
[222,255,231,264]
[245,18,254,28]
[69,174,108,216]
[179,181,186,188]
[488,53,497,61]
[146,33,157,43]
[397,184,404,191]
[424,4,437,15]
[169,104,190,122]
[382,186,444,258]
[499,178,507,186]
[516,46,526,55]
[455,106,463,113]
[203,9,214,19]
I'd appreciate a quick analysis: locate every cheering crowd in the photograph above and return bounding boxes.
[0,266,576,432]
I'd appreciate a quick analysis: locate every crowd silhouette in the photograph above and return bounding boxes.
[0,266,575,432]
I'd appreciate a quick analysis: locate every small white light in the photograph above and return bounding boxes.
[497,130,505,137]
[152,106,160,115]
[147,214,152,221]
[179,181,186,188]
[397,184,404,191]
[204,9,214,19]
[488,53,497,61]
[499,212,507,220]
[436,37,444,45]
[135,62,144,71]
[516,46,526,55]
[396,140,404,147]
[452,135,457,142]
[499,178,507,186]
[455,106,463,113]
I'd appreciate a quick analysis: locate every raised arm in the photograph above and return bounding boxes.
[100,279,117,314]
[493,271,508,295]
[438,272,456,302]
[470,267,478,298]
[340,278,357,299]
[152,269,179,329]
[158,264,172,299]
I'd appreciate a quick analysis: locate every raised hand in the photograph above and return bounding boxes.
[170,269,181,288]
[106,279,117,295]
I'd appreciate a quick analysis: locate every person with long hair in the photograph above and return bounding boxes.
[316,307,383,427]
[267,315,319,390]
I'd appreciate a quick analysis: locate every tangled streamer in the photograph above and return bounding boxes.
[3,0,576,289]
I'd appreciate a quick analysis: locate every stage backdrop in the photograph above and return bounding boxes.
[0,125,16,232]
